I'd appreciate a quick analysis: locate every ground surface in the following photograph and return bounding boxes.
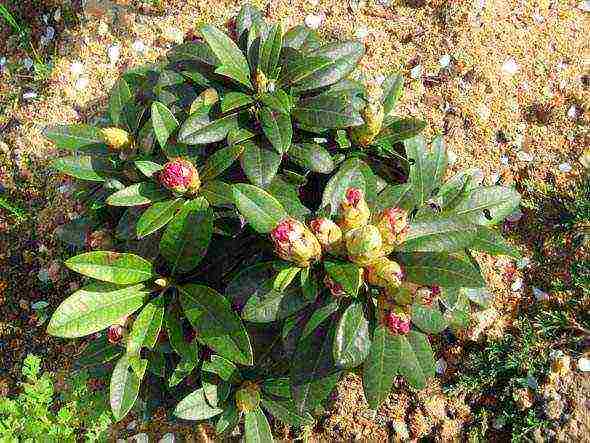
[0,0,589,441]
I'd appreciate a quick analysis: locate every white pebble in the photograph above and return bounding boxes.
[532,13,544,23]
[532,287,549,301]
[500,155,510,166]
[305,13,324,30]
[578,357,590,372]
[439,54,451,68]
[516,150,533,162]
[567,105,578,120]
[490,172,500,184]
[501,58,520,76]
[477,104,491,121]
[579,1,590,12]
[410,64,422,79]
[374,74,386,85]
[0,57,6,67]
[70,61,84,77]
[108,44,121,64]
[355,25,369,39]
[38,269,50,283]
[435,358,447,375]
[511,278,523,292]
[558,162,572,173]
[54,9,61,22]
[309,0,320,6]
[516,257,530,269]
[23,57,34,70]
[447,149,458,165]
[23,91,38,100]
[132,40,147,53]
[506,209,523,223]
[75,77,89,91]
[45,26,55,41]
[313,137,328,144]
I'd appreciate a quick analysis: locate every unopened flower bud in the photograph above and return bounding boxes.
[375,207,409,253]
[107,324,123,344]
[158,159,201,195]
[350,101,385,147]
[384,311,410,335]
[309,217,343,254]
[235,381,261,413]
[255,68,269,94]
[154,278,168,288]
[365,257,404,288]
[100,127,133,151]
[339,187,371,232]
[270,218,322,267]
[345,225,385,266]
[324,275,346,298]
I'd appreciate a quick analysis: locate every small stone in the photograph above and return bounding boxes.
[45,26,55,41]
[579,1,590,12]
[23,57,34,70]
[439,54,451,68]
[532,287,549,301]
[75,77,89,91]
[507,209,523,222]
[70,61,84,77]
[38,269,50,283]
[313,137,328,144]
[158,434,176,443]
[309,0,320,5]
[126,420,137,431]
[305,13,324,30]
[477,103,491,121]
[435,358,447,374]
[107,44,121,64]
[132,40,147,53]
[516,151,533,162]
[162,26,184,44]
[54,9,61,22]
[410,64,422,79]
[511,278,523,292]
[447,149,458,165]
[22,92,38,100]
[501,58,520,76]
[532,13,544,23]
[577,357,590,372]
[558,162,572,173]
[567,105,578,120]
[490,172,500,184]
[97,21,109,36]
[374,74,386,85]
[0,57,6,67]
[355,24,369,39]
[500,155,510,165]
[516,257,530,269]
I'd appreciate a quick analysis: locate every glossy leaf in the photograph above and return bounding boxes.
[202,355,241,383]
[221,91,254,113]
[174,387,224,420]
[363,325,400,408]
[52,156,114,182]
[321,158,376,215]
[134,160,163,178]
[382,74,404,115]
[179,284,253,365]
[109,78,135,130]
[374,184,414,212]
[411,303,448,334]
[259,23,282,77]
[110,355,141,421]
[178,108,238,145]
[301,300,339,340]
[65,251,154,284]
[450,186,521,226]
[405,135,446,206]
[240,140,282,188]
[244,406,273,443]
[106,182,169,207]
[260,107,292,154]
[151,101,179,149]
[333,301,371,369]
[199,143,244,180]
[293,92,363,129]
[398,331,435,390]
[136,198,183,238]
[44,124,108,154]
[268,177,310,220]
[399,252,485,288]
[200,180,235,206]
[233,184,287,233]
[47,282,148,338]
[127,297,165,355]
[216,403,240,435]
[288,143,334,174]
[261,396,314,427]
[401,216,478,252]
[241,279,309,323]
[470,225,521,258]
[324,261,362,297]
[376,118,427,147]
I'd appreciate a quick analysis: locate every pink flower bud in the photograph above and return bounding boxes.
[375,207,409,253]
[270,218,322,267]
[158,159,201,195]
[309,217,343,254]
[107,325,123,344]
[365,257,404,288]
[345,225,385,265]
[385,311,411,335]
[338,187,370,232]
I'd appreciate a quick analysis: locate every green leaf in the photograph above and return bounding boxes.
[233,183,287,233]
[178,106,238,145]
[75,335,122,369]
[469,226,521,258]
[267,177,310,220]
[228,127,257,145]
[401,216,478,252]
[282,25,322,51]
[302,300,339,339]
[160,198,214,274]
[52,156,114,182]
[259,23,283,77]
[281,54,332,86]
[44,124,108,154]
[404,135,446,206]
[288,143,334,174]
[110,355,141,421]
[169,357,198,388]
[151,101,179,149]
[109,78,135,130]
[47,282,148,338]
[449,186,521,226]
[165,307,199,361]
[293,92,363,128]
[321,158,375,215]
[440,288,471,329]
[411,303,448,334]
[136,198,183,238]
[374,184,415,212]
[200,25,252,89]
[437,168,482,210]
[376,118,427,147]
[240,140,282,188]
[333,301,371,369]
[398,331,435,390]
[399,252,485,288]
[174,387,224,420]
[382,74,404,115]
[236,4,263,44]
[324,261,362,297]
[261,378,291,398]
[167,41,219,67]
[221,91,254,113]
[179,284,253,365]
[244,406,273,443]
[201,180,235,206]
[273,266,301,292]
[202,355,241,383]
[291,42,365,92]
[65,251,154,284]
[363,325,401,408]
[134,160,163,178]
[291,322,340,413]
[127,297,165,355]
[242,280,309,323]
[106,182,169,207]
[216,403,240,435]
[261,396,314,427]
[260,107,292,154]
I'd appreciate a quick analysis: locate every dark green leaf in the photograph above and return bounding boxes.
[240,140,282,188]
[134,160,163,178]
[200,144,245,182]
[151,101,179,149]
[333,301,371,369]
[216,403,240,435]
[242,279,309,323]
[470,225,521,258]
[321,158,375,215]
[106,182,169,207]
[294,92,363,128]
[65,251,155,284]
[374,184,414,212]
[302,300,339,339]
[267,177,310,220]
[233,184,287,233]
[136,198,183,238]
[261,396,314,427]
[382,74,404,115]
[324,261,362,297]
[398,331,435,390]
[127,297,165,355]
[449,186,521,226]
[282,25,321,51]
[376,118,427,147]
[200,180,235,206]
[174,387,224,420]
[110,355,141,421]
[221,91,254,113]
[260,107,292,154]
[363,325,400,408]
[244,406,273,443]
[259,23,282,77]
[52,156,114,182]
[401,216,478,252]
[288,143,334,174]
[399,252,485,288]
[44,124,108,154]
[411,303,448,334]
[202,355,241,383]
[178,107,238,145]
